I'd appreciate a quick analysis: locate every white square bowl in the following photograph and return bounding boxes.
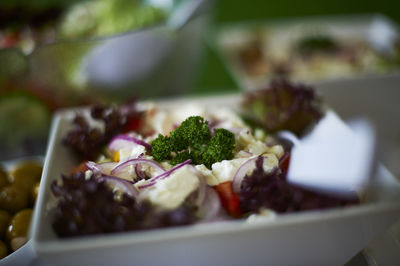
[210,14,400,91]
[30,94,400,266]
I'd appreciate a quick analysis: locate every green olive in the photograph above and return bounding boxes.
[11,237,27,252]
[0,210,11,238]
[0,185,28,213]
[9,160,42,191]
[0,166,8,189]
[6,209,33,243]
[8,161,42,205]
[32,181,41,203]
[0,240,7,259]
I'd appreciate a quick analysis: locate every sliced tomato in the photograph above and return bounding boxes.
[71,161,88,174]
[214,181,242,218]
[123,116,143,132]
[279,152,291,179]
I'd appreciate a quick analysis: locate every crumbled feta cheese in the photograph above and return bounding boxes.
[254,128,266,141]
[171,104,207,124]
[260,154,280,173]
[143,165,200,209]
[134,179,146,188]
[246,208,277,224]
[195,164,219,186]
[210,107,248,130]
[147,104,207,135]
[234,129,255,153]
[85,170,93,180]
[235,130,267,154]
[150,110,173,135]
[118,145,146,161]
[212,154,279,185]
[212,158,248,184]
[267,145,285,159]
[235,150,253,159]
[246,140,269,155]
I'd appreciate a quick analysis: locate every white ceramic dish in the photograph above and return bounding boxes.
[210,14,400,91]
[31,94,400,266]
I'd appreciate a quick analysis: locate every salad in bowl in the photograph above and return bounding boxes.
[30,79,400,266]
[48,79,358,238]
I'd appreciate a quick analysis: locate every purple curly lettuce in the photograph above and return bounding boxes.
[62,103,142,160]
[51,172,197,238]
[239,157,359,214]
[242,79,323,136]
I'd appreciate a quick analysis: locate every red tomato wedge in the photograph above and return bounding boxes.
[214,181,242,218]
[279,152,291,179]
[123,116,143,132]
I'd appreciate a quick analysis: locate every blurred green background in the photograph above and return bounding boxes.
[193,0,400,94]
[1,0,398,95]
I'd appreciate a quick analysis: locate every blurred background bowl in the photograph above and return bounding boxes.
[0,0,213,161]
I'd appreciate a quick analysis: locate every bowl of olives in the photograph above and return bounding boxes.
[0,157,42,263]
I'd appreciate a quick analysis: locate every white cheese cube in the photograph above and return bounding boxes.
[212,158,248,184]
[144,165,200,209]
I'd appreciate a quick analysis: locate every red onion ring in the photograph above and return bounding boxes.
[192,168,207,207]
[201,186,222,221]
[134,154,147,180]
[139,159,192,189]
[97,175,138,198]
[154,159,192,181]
[111,158,165,176]
[108,134,152,152]
[86,161,118,175]
[137,181,157,189]
[149,159,192,181]
[232,156,265,194]
[236,150,253,157]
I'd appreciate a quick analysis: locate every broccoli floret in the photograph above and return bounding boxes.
[151,116,235,169]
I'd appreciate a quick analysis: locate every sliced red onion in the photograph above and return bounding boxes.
[111,158,165,176]
[139,159,192,189]
[201,186,222,221]
[192,168,207,207]
[134,154,147,180]
[236,150,253,158]
[232,156,264,193]
[86,161,98,172]
[150,159,192,182]
[135,165,147,180]
[86,161,118,175]
[108,134,152,153]
[97,175,138,198]
[137,181,157,189]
